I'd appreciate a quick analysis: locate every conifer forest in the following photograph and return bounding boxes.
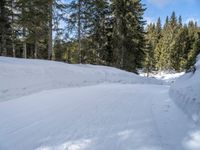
[0,0,200,73]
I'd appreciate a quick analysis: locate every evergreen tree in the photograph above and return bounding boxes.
[84,0,113,65]
[143,18,162,71]
[156,17,162,38]
[67,0,87,63]
[1,1,200,74]
[154,16,172,70]
[0,0,13,56]
[144,23,156,73]
[187,28,200,69]
[112,0,146,72]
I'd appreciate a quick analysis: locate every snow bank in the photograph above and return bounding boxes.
[170,55,200,124]
[0,57,163,101]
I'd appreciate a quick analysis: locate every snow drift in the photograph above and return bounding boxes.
[170,55,200,124]
[0,57,163,102]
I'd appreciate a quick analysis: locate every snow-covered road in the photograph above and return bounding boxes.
[0,83,197,150]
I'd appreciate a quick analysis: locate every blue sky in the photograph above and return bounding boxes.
[142,0,200,25]
[65,0,200,25]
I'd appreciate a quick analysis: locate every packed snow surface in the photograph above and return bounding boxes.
[0,57,199,150]
[0,84,198,150]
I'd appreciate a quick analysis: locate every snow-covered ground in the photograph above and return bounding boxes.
[0,57,163,102]
[0,84,197,150]
[170,55,200,125]
[0,57,199,150]
[139,71,185,83]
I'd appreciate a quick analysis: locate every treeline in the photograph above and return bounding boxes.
[0,0,146,72]
[1,0,200,73]
[0,0,65,60]
[144,12,200,73]
[53,0,146,72]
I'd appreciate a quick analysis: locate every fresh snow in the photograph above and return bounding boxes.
[0,57,199,150]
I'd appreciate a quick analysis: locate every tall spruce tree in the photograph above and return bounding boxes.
[187,25,200,69]
[144,23,156,73]
[154,16,171,70]
[144,18,162,72]
[112,0,146,72]
[0,0,13,56]
[81,0,113,65]
[67,0,87,63]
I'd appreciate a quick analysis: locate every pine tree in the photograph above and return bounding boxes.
[144,23,156,73]
[67,0,87,63]
[155,12,183,71]
[187,27,200,69]
[154,16,171,70]
[0,0,13,56]
[82,0,113,65]
[112,0,146,72]
[156,17,162,39]
[67,0,112,65]
[148,13,199,72]
[144,37,154,76]
[10,0,18,57]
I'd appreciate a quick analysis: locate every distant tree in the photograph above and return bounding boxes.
[144,23,156,73]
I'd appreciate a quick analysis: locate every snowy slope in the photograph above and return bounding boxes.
[0,57,199,150]
[170,55,200,124]
[0,57,163,102]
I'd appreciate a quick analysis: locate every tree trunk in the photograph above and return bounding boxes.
[21,4,27,59]
[67,47,71,63]
[11,0,15,57]
[11,0,16,57]
[12,43,16,57]
[23,27,27,58]
[1,2,7,56]
[2,33,7,56]
[120,34,125,69]
[77,0,81,63]
[48,0,54,60]
[23,42,27,58]
[34,40,38,59]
